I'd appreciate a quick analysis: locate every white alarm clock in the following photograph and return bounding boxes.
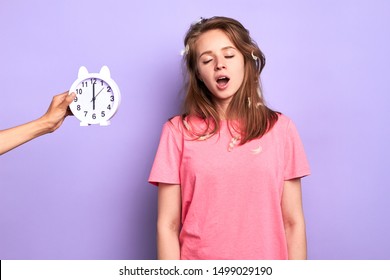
[69,66,121,126]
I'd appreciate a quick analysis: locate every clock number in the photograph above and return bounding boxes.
[107,86,111,92]
[84,111,88,117]
[90,78,97,85]
[76,89,82,95]
[82,81,88,87]
[92,113,96,119]
[110,96,114,102]
[101,111,105,117]
[107,105,111,110]
[77,105,81,111]
[74,96,78,102]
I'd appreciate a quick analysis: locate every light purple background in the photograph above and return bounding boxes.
[1,0,389,260]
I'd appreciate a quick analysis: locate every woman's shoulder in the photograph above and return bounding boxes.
[163,114,208,139]
[271,113,304,138]
[163,115,191,134]
[166,114,205,128]
[156,116,185,141]
[162,115,182,132]
[274,112,292,127]
[269,113,300,136]
[167,115,182,126]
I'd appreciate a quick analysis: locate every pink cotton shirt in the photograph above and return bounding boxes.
[149,114,310,260]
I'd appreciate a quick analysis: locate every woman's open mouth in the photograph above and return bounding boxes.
[216,76,230,90]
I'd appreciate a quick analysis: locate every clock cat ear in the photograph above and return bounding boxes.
[99,65,111,78]
[78,66,89,78]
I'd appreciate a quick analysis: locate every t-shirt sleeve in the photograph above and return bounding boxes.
[284,119,311,180]
[148,120,182,186]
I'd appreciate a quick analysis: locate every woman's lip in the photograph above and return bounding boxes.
[216,75,229,80]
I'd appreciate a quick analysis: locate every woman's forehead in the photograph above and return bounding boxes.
[195,29,236,55]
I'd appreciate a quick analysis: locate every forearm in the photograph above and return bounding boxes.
[0,117,52,155]
[285,221,307,260]
[157,183,181,260]
[157,227,180,260]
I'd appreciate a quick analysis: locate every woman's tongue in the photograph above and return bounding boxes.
[217,77,229,89]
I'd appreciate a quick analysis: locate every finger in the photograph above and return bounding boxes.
[64,93,76,116]
[55,91,70,100]
[66,92,76,101]
[59,91,69,96]
[50,91,68,107]
[63,92,76,106]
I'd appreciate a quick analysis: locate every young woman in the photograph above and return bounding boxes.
[149,16,310,260]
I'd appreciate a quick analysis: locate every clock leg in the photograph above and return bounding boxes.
[100,120,111,126]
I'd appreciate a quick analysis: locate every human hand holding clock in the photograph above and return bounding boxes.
[69,66,121,126]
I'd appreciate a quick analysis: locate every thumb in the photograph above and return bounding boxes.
[65,92,76,106]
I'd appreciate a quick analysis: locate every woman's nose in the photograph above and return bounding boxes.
[215,58,226,70]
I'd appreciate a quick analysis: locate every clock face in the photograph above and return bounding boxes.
[70,77,116,125]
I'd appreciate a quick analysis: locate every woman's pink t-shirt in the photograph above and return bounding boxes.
[149,114,310,259]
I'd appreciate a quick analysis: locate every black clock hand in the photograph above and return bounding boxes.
[91,87,104,102]
[92,82,96,110]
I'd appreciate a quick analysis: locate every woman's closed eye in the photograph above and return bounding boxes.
[203,55,233,64]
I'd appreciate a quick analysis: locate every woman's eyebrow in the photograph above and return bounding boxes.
[199,46,236,58]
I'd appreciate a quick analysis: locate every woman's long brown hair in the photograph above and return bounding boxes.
[182,16,278,144]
